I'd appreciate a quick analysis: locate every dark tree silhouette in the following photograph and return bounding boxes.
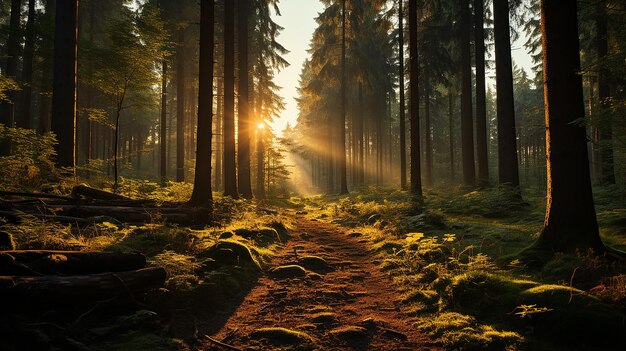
[160,60,168,184]
[51,0,79,170]
[223,0,238,198]
[176,29,186,182]
[474,0,489,186]
[238,0,253,199]
[19,0,36,130]
[494,0,520,189]
[532,0,605,254]
[460,0,475,186]
[408,0,422,203]
[339,0,349,195]
[398,0,407,190]
[189,0,214,207]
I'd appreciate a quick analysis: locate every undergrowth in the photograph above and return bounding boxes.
[308,187,626,351]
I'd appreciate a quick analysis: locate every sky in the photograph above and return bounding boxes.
[270,0,326,135]
[270,0,535,136]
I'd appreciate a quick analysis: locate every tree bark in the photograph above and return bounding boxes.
[474,0,489,186]
[237,0,252,198]
[0,251,146,276]
[160,60,168,185]
[339,0,349,195]
[460,0,475,186]
[0,267,166,301]
[424,68,432,187]
[398,0,407,190]
[176,29,186,182]
[408,0,423,203]
[189,0,215,207]
[51,0,79,171]
[223,0,238,198]
[18,0,36,130]
[494,0,520,189]
[449,90,455,181]
[533,0,604,254]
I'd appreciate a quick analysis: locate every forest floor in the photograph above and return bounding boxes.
[200,214,439,351]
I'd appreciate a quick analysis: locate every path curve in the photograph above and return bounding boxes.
[201,213,438,351]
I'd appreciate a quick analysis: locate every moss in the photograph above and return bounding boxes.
[445,271,538,318]
[269,265,308,279]
[372,240,403,254]
[400,289,439,306]
[201,240,260,270]
[97,331,188,351]
[250,327,313,346]
[446,271,626,347]
[416,312,523,351]
[310,312,337,324]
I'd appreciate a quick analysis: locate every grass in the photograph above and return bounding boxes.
[308,186,626,351]
[3,190,291,350]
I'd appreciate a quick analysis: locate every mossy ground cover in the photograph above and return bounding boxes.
[302,186,626,351]
[1,184,291,350]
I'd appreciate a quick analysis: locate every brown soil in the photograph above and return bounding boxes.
[200,214,439,351]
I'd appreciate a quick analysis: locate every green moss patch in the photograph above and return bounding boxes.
[310,312,337,325]
[416,312,523,351]
[445,271,626,347]
[201,240,260,270]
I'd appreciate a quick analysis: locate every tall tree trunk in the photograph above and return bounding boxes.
[19,0,36,129]
[424,68,432,187]
[215,76,223,191]
[339,0,349,195]
[0,0,21,155]
[176,29,186,182]
[189,0,215,207]
[408,0,423,203]
[38,0,55,135]
[237,0,252,198]
[474,0,489,186]
[399,0,407,189]
[449,90,455,180]
[494,0,520,189]
[460,0,475,186]
[160,60,168,185]
[596,1,614,185]
[256,126,266,199]
[356,83,364,186]
[51,0,79,171]
[533,0,604,254]
[223,0,238,198]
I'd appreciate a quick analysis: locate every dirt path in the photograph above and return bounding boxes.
[200,214,438,351]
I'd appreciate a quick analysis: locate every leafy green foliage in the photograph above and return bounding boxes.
[0,126,57,190]
[0,73,19,102]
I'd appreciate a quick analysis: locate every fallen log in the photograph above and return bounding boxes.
[56,205,192,224]
[0,209,119,226]
[71,185,131,201]
[0,267,166,301]
[0,251,147,276]
[0,190,74,202]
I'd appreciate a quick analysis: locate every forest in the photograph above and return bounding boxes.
[0,0,625,350]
